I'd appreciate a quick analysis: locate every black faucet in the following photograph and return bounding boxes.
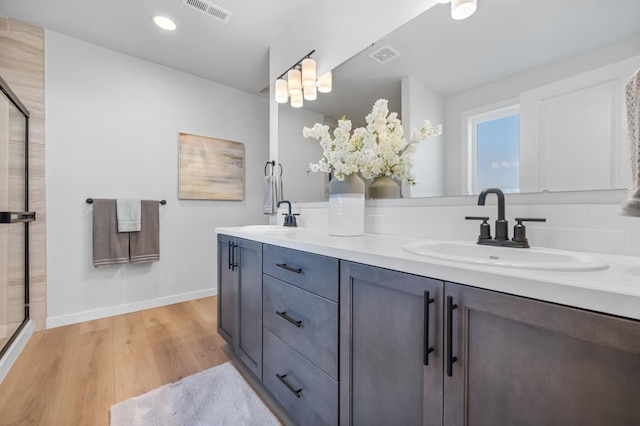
[466,188,546,248]
[277,200,298,227]
[477,188,508,241]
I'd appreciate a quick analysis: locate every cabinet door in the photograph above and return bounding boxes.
[444,282,640,426]
[236,238,263,379]
[217,234,235,344]
[340,261,444,426]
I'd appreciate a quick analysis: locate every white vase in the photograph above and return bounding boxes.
[328,174,365,236]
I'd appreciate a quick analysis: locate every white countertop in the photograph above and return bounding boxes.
[216,226,640,320]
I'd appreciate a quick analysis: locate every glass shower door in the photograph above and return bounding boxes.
[0,76,33,357]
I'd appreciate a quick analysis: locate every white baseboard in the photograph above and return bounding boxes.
[46,288,217,329]
[0,320,34,384]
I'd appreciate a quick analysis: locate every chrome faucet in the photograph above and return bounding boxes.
[277,200,298,227]
[466,188,546,248]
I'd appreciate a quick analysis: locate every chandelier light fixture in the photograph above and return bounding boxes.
[438,0,477,20]
[275,50,332,108]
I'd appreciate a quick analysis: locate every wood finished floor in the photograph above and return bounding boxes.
[0,297,232,426]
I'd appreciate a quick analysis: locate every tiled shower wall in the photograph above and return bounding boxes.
[0,18,46,330]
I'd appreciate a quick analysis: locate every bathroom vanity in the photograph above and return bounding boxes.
[216,227,640,425]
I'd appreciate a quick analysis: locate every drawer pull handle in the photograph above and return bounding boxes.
[276,263,302,274]
[276,311,302,328]
[446,295,458,377]
[423,291,435,366]
[276,373,302,398]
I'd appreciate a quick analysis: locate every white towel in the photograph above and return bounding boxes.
[620,67,640,217]
[274,172,284,205]
[263,176,275,214]
[116,198,141,232]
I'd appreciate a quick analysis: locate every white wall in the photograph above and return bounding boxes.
[519,56,639,192]
[278,107,325,202]
[445,35,640,195]
[290,191,640,258]
[402,76,446,197]
[45,31,269,327]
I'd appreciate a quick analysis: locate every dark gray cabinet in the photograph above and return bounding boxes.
[263,328,339,426]
[262,244,340,425]
[216,237,640,426]
[340,263,640,426]
[217,235,263,378]
[217,234,235,344]
[263,274,339,379]
[340,261,444,426]
[444,282,640,426]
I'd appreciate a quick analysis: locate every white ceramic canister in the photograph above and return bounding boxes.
[328,174,365,236]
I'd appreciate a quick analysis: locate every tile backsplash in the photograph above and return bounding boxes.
[284,202,640,257]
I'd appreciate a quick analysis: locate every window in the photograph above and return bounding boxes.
[467,105,520,195]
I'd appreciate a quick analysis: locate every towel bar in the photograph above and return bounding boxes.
[86,198,167,205]
[264,161,282,176]
[265,160,275,175]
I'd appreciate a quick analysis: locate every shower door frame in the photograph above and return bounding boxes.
[0,75,31,360]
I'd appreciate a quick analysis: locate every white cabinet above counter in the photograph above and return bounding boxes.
[216,226,640,320]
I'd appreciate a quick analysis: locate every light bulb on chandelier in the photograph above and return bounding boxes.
[317,71,332,93]
[275,79,288,104]
[290,92,304,108]
[304,85,317,101]
[301,58,316,87]
[287,69,302,95]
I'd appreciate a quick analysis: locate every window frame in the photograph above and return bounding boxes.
[461,100,520,195]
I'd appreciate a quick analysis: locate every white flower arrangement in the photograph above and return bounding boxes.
[304,99,442,184]
[303,118,366,180]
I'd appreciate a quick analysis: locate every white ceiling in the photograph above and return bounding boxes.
[2,0,639,111]
[0,0,309,95]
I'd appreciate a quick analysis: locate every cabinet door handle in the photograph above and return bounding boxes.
[276,263,302,274]
[276,311,302,328]
[231,243,238,271]
[276,373,302,398]
[227,241,232,270]
[446,295,458,377]
[423,291,435,366]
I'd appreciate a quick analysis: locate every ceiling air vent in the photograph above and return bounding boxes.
[181,0,233,24]
[369,45,400,64]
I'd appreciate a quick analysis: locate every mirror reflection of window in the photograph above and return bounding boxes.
[468,105,520,195]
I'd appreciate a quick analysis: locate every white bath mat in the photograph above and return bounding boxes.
[110,362,280,425]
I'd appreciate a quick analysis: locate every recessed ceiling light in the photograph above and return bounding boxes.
[153,15,177,31]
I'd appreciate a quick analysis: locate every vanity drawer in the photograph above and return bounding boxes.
[263,244,339,302]
[263,274,338,379]
[263,329,338,426]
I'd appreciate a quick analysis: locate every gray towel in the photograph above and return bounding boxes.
[93,199,130,267]
[130,200,160,263]
[620,67,640,217]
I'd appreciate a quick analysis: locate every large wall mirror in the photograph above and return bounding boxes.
[278,0,640,203]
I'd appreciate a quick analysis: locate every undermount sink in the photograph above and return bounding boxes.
[241,225,303,232]
[402,240,609,272]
